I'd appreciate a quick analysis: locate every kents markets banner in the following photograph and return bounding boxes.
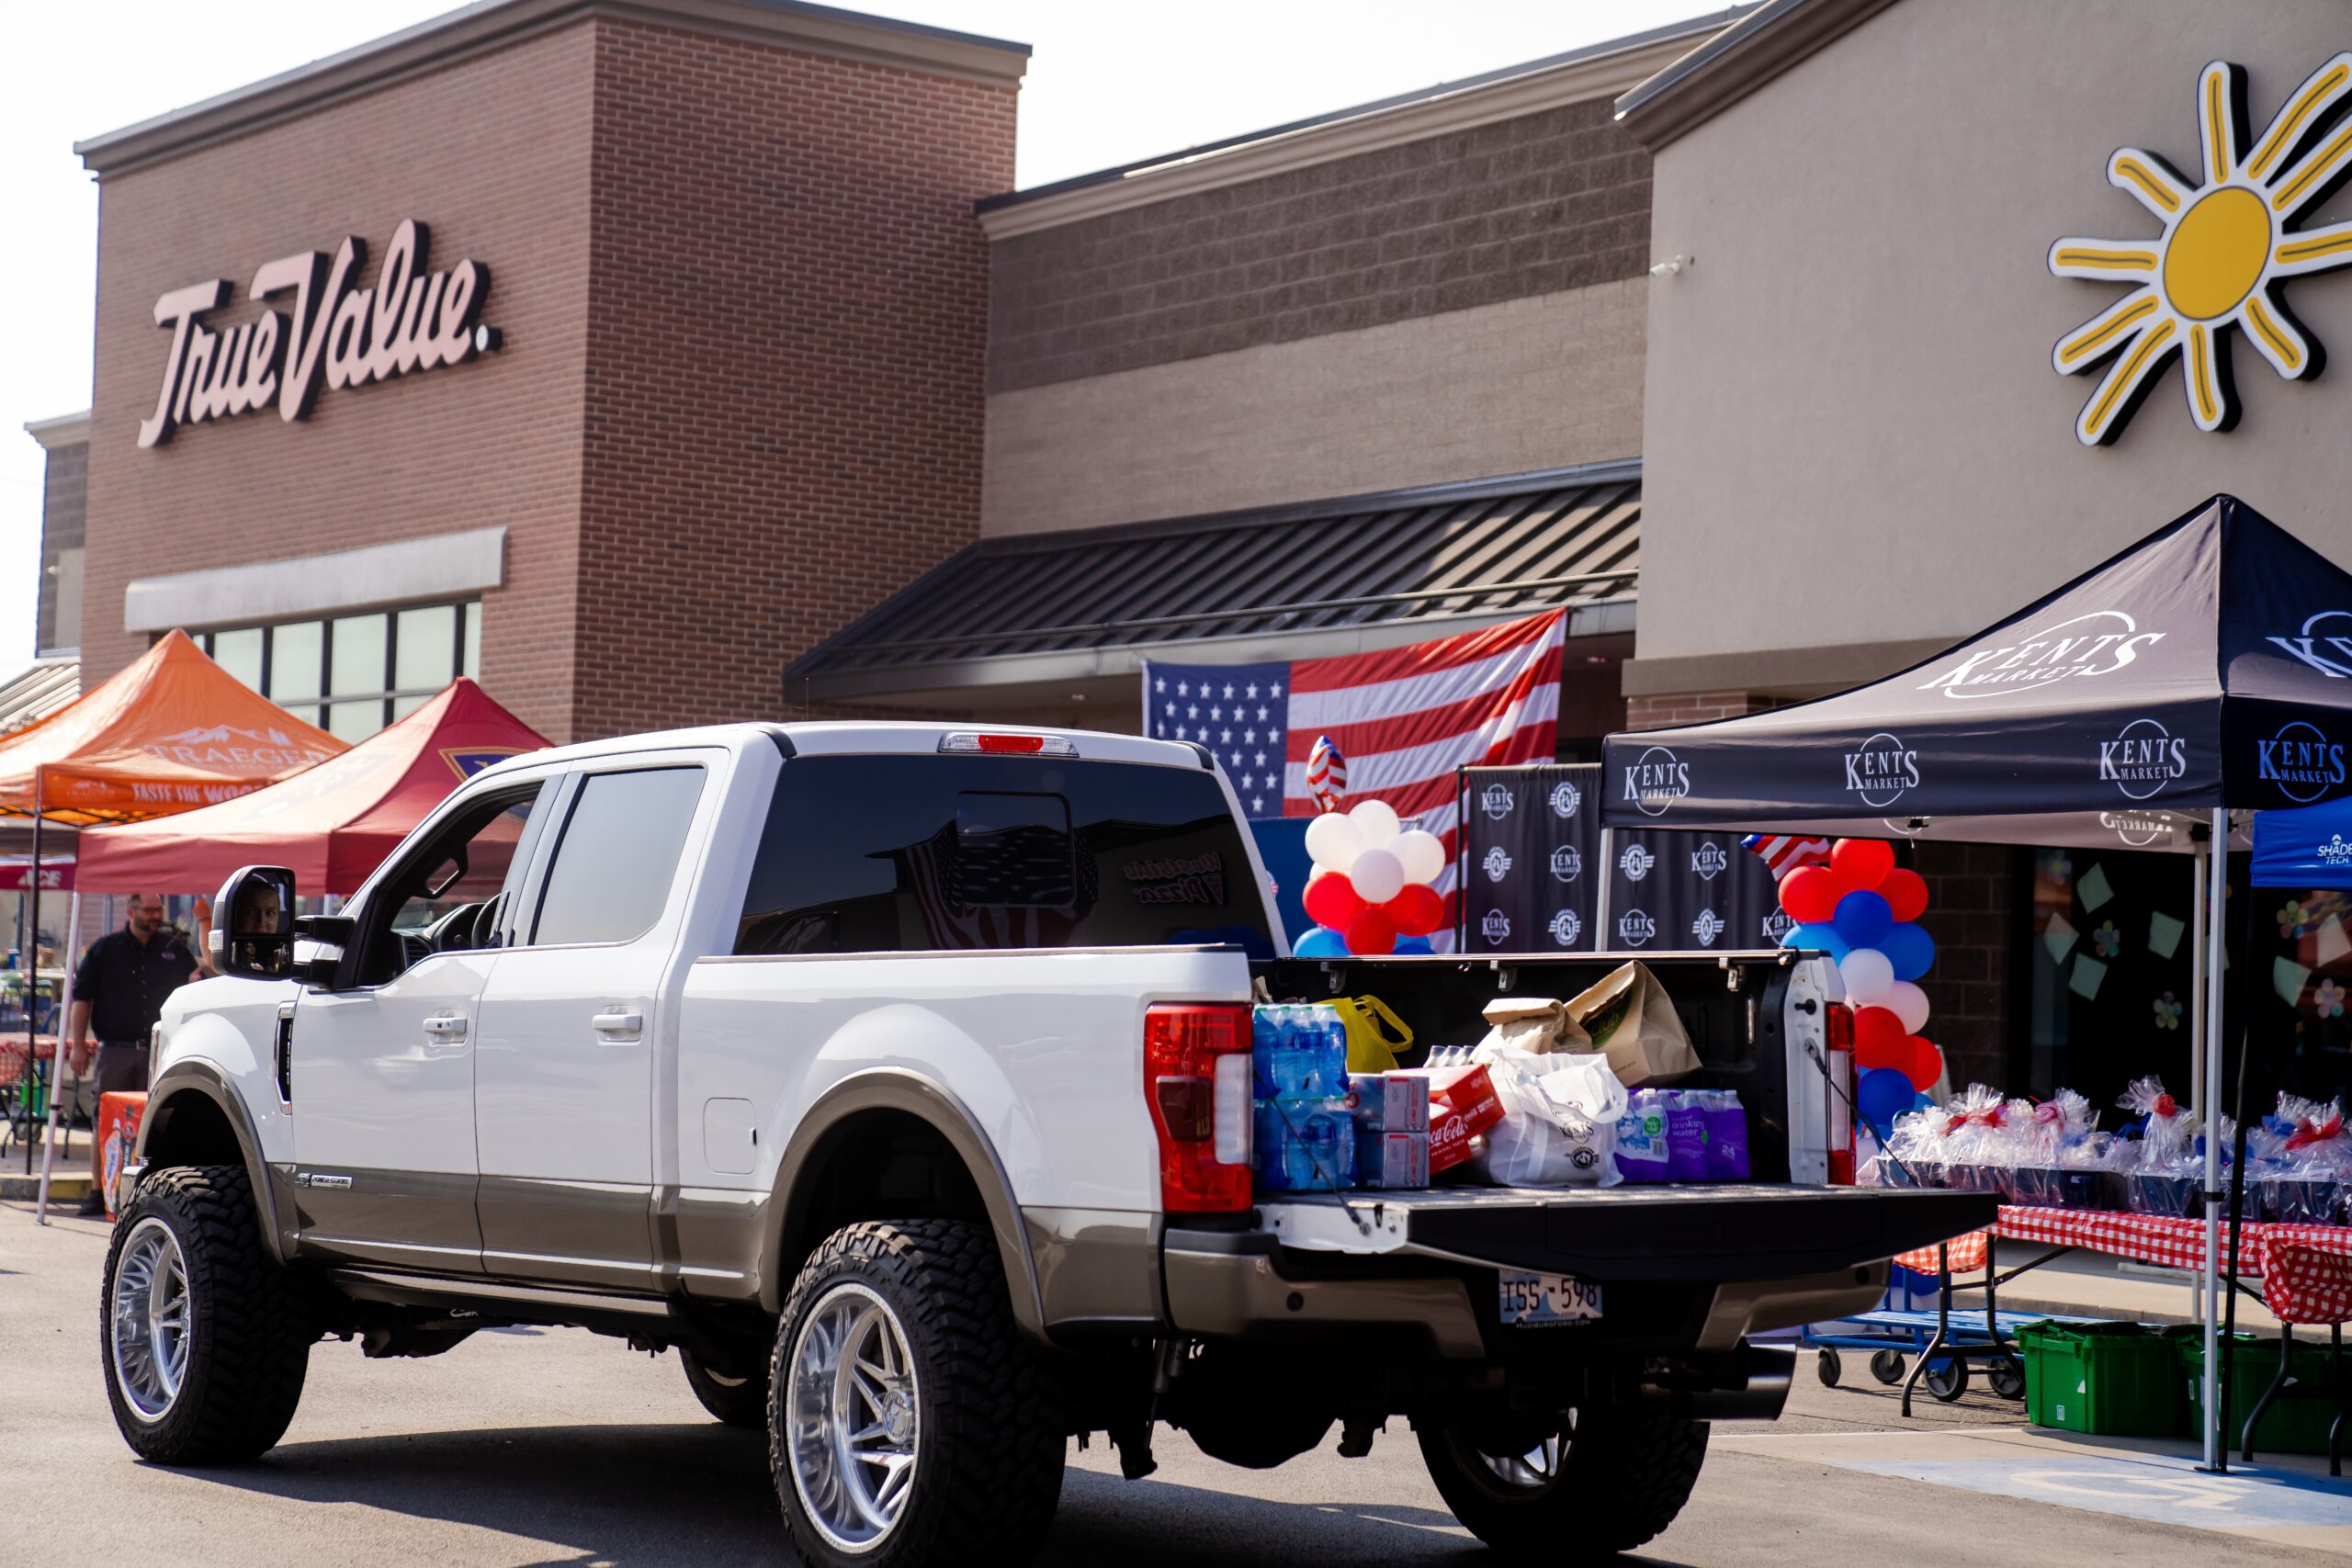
[1142,608,1566,944]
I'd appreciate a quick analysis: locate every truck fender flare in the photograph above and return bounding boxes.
[135,1059,290,1266]
[761,1067,1048,1343]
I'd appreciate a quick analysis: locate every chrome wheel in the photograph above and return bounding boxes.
[1474,1429,1565,1490]
[786,1282,921,1553]
[110,1217,191,1424]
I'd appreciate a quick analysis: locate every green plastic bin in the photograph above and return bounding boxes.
[2177,1332,2341,1456]
[2017,1321,2185,1436]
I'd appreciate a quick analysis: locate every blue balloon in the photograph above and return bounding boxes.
[1880,921,1937,981]
[1294,926,1350,958]
[1914,1091,1936,1111]
[1781,921,1851,961]
[1858,1066,1917,1131]
[1393,935,1435,955]
[1832,889,1894,948]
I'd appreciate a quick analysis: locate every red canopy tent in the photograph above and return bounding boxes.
[76,678,549,897]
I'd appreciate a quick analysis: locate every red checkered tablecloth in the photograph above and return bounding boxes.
[1891,1207,2352,1323]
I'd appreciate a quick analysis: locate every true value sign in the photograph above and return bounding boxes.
[138,219,498,448]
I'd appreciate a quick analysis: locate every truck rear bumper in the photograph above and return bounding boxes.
[1162,1184,1991,1359]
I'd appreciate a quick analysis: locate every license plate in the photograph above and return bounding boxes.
[1498,1269,1603,1327]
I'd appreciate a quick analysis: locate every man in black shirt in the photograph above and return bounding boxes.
[66,894,198,1216]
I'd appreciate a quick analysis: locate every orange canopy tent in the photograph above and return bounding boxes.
[76,678,549,896]
[0,629,344,826]
[6,629,344,1206]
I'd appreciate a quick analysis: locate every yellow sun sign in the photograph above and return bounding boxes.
[2050,57,2352,445]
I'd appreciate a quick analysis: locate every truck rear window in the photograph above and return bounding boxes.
[735,754,1274,957]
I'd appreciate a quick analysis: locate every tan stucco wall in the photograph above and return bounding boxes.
[981,277,1645,534]
[1636,0,2352,675]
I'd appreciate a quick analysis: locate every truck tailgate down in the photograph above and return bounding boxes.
[1255,1186,1995,1283]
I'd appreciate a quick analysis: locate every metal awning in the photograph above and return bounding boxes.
[0,657,79,737]
[789,460,1639,704]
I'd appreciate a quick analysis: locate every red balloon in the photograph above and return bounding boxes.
[1342,906,1397,956]
[1879,867,1928,923]
[1901,1035,1944,1093]
[1831,839,1896,893]
[1780,865,1840,924]
[1304,871,1366,930]
[1385,883,1445,936]
[1853,1006,1908,1067]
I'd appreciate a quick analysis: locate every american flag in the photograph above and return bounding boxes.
[1143,610,1566,949]
[1742,833,1833,878]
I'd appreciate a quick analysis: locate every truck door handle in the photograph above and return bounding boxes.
[423,1011,469,1043]
[592,1010,643,1043]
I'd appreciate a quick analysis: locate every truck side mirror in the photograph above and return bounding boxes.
[209,865,297,981]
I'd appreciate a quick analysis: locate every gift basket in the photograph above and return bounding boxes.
[2259,1093,2351,1226]
[2009,1089,2128,1211]
[2119,1076,2202,1218]
[1935,1084,2021,1201]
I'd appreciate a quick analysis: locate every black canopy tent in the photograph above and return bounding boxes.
[1599,495,2352,1468]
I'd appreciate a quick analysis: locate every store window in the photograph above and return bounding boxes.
[192,601,480,740]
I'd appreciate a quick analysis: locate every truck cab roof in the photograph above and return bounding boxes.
[466,720,1215,784]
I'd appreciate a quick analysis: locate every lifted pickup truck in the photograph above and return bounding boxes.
[105,722,1987,1565]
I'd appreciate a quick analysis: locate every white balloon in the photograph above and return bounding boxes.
[1351,847,1406,904]
[1839,947,1895,1006]
[1888,980,1932,1034]
[1304,811,1365,873]
[1393,829,1447,886]
[1348,798,1402,846]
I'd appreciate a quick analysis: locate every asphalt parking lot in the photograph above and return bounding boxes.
[5,1198,2346,1567]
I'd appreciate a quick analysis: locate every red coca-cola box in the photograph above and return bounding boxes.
[1415,1064,1502,1173]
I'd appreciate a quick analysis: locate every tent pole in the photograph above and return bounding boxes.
[35,885,77,1224]
[1595,829,1615,953]
[22,770,40,1178]
[2198,807,2227,1471]
[2188,843,2208,1325]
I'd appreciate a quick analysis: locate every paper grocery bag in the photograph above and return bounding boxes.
[1477,997,1592,1055]
[1564,962,1699,1088]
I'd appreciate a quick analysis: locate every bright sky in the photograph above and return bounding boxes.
[0,0,1723,669]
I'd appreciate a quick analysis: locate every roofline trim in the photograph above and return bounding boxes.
[977,11,1750,240]
[790,601,1638,705]
[23,412,91,451]
[76,0,1029,178]
[1613,0,1898,152]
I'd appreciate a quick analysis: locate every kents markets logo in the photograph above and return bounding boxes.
[2258,718,2347,802]
[1549,844,1582,883]
[1479,784,1516,820]
[1617,842,1657,881]
[1480,910,1512,947]
[1548,908,1583,947]
[1548,780,1582,818]
[1482,847,1513,882]
[1690,841,1729,881]
[1615,908,1657,948]
[1917,612,2164,700]
[2269,610,2352,677]
[2098,716,2191,799]
[1622,746,1689,818]
[1842,731,1920,808]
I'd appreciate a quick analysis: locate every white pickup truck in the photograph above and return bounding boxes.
[103,721,1987,1565]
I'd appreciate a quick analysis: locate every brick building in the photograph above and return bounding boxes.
[41,0,1022,747]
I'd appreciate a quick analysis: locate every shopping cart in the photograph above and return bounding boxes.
[1801,1233,2104,1411]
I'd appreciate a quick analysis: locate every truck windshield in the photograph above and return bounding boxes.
[735,754,1273,957]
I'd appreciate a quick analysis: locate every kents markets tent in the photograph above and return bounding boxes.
[0,628,344,825]
[76,678,549,897]
[1598,493,2352,1469]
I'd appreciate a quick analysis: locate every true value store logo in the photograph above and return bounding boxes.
[2048,55,2352,445]
[137,219,498,448]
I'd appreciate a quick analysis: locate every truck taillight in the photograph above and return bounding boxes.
[1145,1002,1253,1213]
[1825,1001,1856,1185]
